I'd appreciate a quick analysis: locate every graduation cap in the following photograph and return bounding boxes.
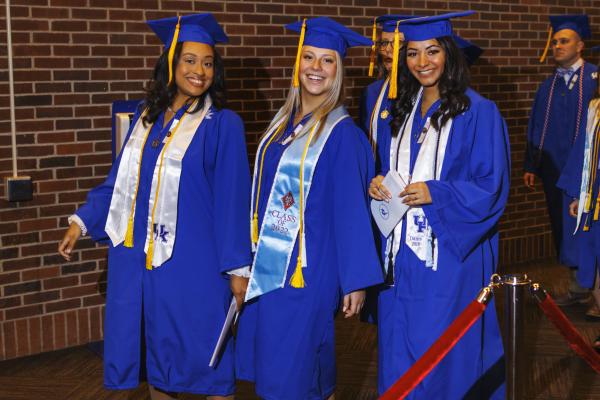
[367,15,417,77]
[147,13,228,84]
[285,17,371,87]
[453,34,483,65]
[384,11,475,99]
[539,15,591,63]
[399,11,476,42]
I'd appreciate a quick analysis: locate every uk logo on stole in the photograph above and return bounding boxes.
[153,223,169,243]
[281,191,295,210]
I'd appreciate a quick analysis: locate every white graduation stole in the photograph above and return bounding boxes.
[105,97,212,267]
[369,78,390,148]
[245,106,349,301]
[386,89,452,271]
[575,99,600,232]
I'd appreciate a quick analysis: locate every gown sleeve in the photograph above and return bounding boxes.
[524,84,545,175]
[358,87,369,135]
[557,104,593,199]
[210,110,253,274]
[423,99,511,261]
[75,104,144,242]
[331,123,384,294]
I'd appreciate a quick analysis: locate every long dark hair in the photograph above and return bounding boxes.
[142,42,227,125]
[390,36,470,135]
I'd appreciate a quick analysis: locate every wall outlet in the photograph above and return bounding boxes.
[4,176,33,202]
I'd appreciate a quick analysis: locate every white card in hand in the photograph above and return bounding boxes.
[370,170,410,238]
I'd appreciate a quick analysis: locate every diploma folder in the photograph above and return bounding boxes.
[209,297,238,368]
[370,170,410,238]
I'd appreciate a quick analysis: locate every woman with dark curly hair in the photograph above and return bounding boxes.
[58,14,251,400]
[368,12,509,399]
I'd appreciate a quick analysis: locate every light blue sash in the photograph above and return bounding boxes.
[245,106,349,301]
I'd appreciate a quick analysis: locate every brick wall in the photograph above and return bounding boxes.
[0,0,598,361]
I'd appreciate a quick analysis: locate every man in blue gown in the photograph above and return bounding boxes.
[524,15,598,305]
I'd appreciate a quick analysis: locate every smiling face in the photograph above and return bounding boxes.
[378,30,403,73]
[551,29,583,68]
[174,41,215,101]
[406,39,446,90]
[298,45,338,101]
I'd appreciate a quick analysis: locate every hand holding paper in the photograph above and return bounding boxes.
[370,170,410,237]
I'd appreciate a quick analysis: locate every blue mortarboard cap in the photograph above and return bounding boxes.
[549,15,591,40]
[147,13,228,48]
[452,34,483,65]
[400,11,476,42]
[285,17,371,58]
[376,15,418,33]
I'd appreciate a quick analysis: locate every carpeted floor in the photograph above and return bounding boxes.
[0,260,599,399]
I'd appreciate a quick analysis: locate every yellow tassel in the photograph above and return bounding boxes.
[594,197,600,221]
[293,18,307,88]
[123,216,134,248]
[167,16,181,85]
[388,21,401,99]
[368,17,377,77]
[251,213,259,244]
[145,240,154,270]
[289,256,305,288]
[539,26,553,63]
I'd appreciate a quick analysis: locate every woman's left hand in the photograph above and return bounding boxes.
[342,290,366,318]
[230,275,249,311]
[400,182,432,206]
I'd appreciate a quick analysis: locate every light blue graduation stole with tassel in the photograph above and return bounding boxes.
[245,106,349,301]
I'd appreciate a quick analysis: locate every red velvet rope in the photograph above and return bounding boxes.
[538,295,600,374]
[379,301,486,400]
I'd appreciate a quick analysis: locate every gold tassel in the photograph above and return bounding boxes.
[145,239,154,270]
[368,17,377,77]
[167,16,181,85]
[388,21,401,99]
[293,18,307,88]
[289,256,305,288]
[539,26,553,63]
[251,212,259,244]
[124,216,134,248]
[594,196,600,221]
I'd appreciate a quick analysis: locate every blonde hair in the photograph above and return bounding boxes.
[264,49,345,143]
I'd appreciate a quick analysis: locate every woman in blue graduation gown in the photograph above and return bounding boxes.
[369,12,509,399]
[235,18,383,400]
[557,76,600,331]
[58,14,251,399]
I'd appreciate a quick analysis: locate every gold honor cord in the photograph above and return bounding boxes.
[539,26,553,63]
[252,123,286,245]
[293,18,307,88]
[289,123,318,288]
[124,109,152,248]
[145,99,199,269]
[388,20,401,99]
[585,117,600,228]
[368,17,377,77]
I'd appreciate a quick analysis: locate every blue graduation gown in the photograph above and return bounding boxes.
[359,78,392,173]
[524,62,598,266]
[236,115,383,400]
[557,101,599,288]
[377,89,509,399]
[75,104,252,395]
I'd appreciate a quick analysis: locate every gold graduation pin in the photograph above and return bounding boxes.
[380,109,389,119]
